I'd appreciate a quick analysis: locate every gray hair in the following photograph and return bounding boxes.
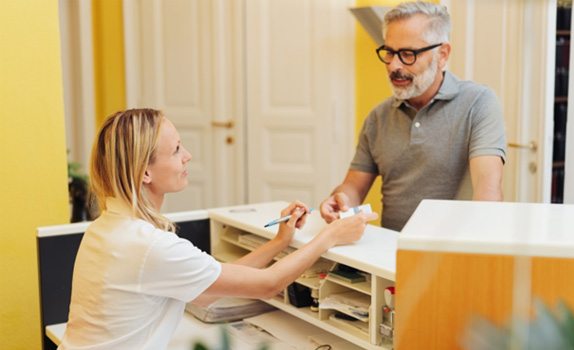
[383,1,450,44]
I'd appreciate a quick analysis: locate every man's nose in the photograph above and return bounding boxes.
[387,54,404,71]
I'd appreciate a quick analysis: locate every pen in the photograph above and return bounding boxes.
[264,208,314,228]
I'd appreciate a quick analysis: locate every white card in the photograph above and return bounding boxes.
[339,204,372,219]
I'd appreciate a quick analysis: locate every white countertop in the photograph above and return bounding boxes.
[208,201,398,280]
[400,199,574,258]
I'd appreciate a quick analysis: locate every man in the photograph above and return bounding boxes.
[320,1,506,231]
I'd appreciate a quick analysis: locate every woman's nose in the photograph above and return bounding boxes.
[183,147,192,163]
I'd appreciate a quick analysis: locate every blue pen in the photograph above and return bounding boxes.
[264,208,314,228]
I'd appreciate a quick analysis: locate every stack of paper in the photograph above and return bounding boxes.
[319,291,370,322]
[237,233,296,259]
[244,310,363,349]
[238,233,267,249]
[186,297,276,323]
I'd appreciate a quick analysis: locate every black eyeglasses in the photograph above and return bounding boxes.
[376,43,442,65]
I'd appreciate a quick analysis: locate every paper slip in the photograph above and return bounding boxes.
[339,204,372,219]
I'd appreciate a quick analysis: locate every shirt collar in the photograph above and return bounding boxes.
[391,71,459,108]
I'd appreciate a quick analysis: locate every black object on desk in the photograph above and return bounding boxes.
[329,264,366,283]
[287,283,313,307]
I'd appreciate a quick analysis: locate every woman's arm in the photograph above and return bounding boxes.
[198,211,377,302]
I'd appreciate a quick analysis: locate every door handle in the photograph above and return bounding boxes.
[211,120,235,129]
[508,141,537,152]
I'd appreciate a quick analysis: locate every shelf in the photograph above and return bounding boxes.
[295,276,321,289]
[212,250,242,263]
[264,297,321,322]
[220,234,258,252]
[555,96,569,103]
[209,211,397,350]
[263,297,388,350]
[557,30,571,35]
[325,314,370,340]
[320,290,371,323]
[326,275,372,295]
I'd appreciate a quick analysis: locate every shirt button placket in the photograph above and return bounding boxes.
[411,119,423,144]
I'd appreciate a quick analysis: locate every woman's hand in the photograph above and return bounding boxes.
[319,211,378,247]
[275,201,310,244]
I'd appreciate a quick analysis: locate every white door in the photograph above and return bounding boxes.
[123,0,355,210]
[123,0,244,212]
[245,0,355,206]
[445,0,556,202]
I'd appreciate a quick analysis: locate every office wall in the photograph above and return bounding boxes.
[92,0,126,126]
[354,0,403,220]
[89,0,432,220]
[0,1,69,349]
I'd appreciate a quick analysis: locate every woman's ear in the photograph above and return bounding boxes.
[143,169,152,184]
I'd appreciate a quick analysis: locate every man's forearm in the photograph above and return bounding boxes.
[472,181,503,201]
[331,183,365,206]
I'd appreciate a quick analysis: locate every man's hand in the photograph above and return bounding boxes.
[320,192,350,223]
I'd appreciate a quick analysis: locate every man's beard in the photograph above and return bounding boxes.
[389,54,439,100]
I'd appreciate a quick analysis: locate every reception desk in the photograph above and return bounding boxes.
[395,200,574,349]
[37,201,398,350]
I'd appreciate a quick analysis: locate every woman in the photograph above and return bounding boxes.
[59,108,377,349]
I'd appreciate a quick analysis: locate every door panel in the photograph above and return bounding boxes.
[446,0,555,202]
[245,0,354,206]
[125,0,354,210]
[125,0,224,212]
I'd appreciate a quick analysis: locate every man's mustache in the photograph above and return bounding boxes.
[389,70,413,81]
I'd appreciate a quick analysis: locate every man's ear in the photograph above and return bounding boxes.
[438,42,451,70]
[143,169,152,184]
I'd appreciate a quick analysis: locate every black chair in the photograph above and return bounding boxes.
[36,216,211,349]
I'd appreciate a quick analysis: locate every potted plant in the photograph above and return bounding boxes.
[68,157,96,222]
[462,298,574,350]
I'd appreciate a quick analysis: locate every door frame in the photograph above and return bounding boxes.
[565,8,574,203]
[59,0,96,171]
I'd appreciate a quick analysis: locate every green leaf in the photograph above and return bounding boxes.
[462,298,574,350]
[192,342,208,350]
[556,300,574,348]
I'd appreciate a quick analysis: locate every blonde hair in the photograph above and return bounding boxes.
[90,108,176,232]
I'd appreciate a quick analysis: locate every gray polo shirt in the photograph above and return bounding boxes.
[350,71,506,231]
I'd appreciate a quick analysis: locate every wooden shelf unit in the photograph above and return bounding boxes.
[208,202,398,350]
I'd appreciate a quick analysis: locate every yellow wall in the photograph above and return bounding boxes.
[354,0,403,220]
[92,0,126,126]
[0,1,69,349]
[354,0,437,220]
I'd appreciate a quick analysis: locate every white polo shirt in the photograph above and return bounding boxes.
[59,198,221,350]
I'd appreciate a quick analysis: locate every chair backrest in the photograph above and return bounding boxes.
[36,211,210,350]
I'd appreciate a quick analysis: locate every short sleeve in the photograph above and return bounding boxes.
[350,113,379,174]
[140,231,221,302]
[469,88,507,163]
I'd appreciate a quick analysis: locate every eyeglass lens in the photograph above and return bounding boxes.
[378,48,417,65]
